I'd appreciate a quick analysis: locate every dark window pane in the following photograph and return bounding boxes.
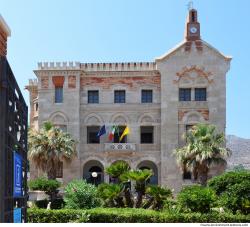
[141,90,153,103]
[114,90,125,103]
[88,90,99,103]
[195,88,206,101]
[141,126,153,144]
[114,126,127,143]
[87,126,100,144]
[179,88,191,101]
[55,87,63,103]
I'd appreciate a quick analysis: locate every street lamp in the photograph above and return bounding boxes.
[91,172,98,185]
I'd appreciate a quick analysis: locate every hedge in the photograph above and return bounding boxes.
[27,208,250,223]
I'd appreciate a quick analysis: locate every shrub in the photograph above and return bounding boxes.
[219,181,250,214]
[27,208,250,223]
[64,179,101,209]
[208,170,250,195]
[177,185,216,213]
[28,177,61,194]
[28,209,88,223]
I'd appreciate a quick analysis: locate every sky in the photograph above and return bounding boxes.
[0,0,249,138]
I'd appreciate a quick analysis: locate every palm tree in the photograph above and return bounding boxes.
[174,123,230,186]
[123,169,153,208]
[28,121,77,179]
[145,185,173,210]
[105,160,130,181]
[97,183,124,207]
[105,161,133,207]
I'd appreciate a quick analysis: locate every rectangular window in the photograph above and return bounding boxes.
[88,90,99,103]
[56,161,63,178]
[55,87,63,103]
[141,90,153,103]
[179,88,191,101]
[114,126,127,143]
[195,88,207,101]
[87,126,100,144]
[114,90,126,103]
[141,126,154,144]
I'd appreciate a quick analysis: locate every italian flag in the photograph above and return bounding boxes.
[108,126,116,141]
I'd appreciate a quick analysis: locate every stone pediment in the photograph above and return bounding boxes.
[155,39,232,62]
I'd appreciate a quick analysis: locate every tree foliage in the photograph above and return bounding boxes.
[28,121,77,179]
[174,123,230,185]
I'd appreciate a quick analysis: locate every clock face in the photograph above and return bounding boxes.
[190,26,197,34]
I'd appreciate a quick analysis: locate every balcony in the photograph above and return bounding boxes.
[104,143,136,152]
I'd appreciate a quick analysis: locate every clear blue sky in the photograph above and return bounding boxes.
[0,0,249,138]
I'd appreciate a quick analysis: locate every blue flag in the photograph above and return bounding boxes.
[97,125,106,137]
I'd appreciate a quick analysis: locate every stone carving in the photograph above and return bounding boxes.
[174,65,213,85]
[68,76,76,89]
[80,76,160,90]
[86,116,100,125]
[41,76,49,89]
[178,109,209,122]
[113,116,127,124]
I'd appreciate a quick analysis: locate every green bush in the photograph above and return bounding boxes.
[64,179,101,209]
[27,208,250,223]
[177,185,216,213]
[28,177,61,194]
[219,181,250,214]
[208,170,250,195]
[28,209,88,223]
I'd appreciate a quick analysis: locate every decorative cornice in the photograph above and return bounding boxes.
[80,62,156,72]
[36,61,156,72]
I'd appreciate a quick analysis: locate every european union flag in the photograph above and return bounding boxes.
[97,125,106,137]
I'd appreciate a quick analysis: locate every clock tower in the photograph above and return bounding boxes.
[185,9,200,41]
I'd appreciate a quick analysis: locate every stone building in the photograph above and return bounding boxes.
[26,9,231,190]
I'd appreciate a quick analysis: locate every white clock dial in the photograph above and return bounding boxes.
[190,26,197,34]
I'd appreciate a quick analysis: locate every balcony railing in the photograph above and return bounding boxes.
[104,143,136,152]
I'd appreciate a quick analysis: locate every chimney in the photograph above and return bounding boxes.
[0,15,11,57]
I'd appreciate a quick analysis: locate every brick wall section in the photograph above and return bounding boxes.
[52,76,65,87]
[0,27,7,56]
[80,75,161,90]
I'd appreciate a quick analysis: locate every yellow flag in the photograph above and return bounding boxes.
[119,126,130,142]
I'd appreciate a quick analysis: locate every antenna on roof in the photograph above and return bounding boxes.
[187,1,194,11]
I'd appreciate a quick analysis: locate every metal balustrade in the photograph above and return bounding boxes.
[104,143,136,151]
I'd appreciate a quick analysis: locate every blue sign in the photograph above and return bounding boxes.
[14,152,22,197]
[13,208,22,223]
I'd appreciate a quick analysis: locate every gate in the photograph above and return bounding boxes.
[0,56,28,223]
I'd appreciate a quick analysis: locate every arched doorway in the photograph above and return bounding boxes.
[137,160,158,185]
[83,160,104,185]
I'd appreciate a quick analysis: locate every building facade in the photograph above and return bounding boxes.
[26,9,231,190]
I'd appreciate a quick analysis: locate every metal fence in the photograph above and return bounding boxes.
[0,56,28,223]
